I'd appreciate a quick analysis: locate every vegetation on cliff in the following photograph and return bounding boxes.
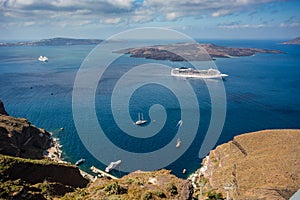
[0,154,89,199]
[62,169,193,200]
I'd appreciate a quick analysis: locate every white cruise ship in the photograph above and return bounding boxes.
[171,67,228,79]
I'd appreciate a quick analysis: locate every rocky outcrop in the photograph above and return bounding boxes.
[0,100,89,199]
[0,154,89,188]
[117,42,285,61]
[0,113,52,159]
[281,37,300,45]
[200,129,300,200]
[0,100,8,115]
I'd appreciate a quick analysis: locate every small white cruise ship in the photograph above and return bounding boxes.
[171,67,228,79]
[38,56,48,62]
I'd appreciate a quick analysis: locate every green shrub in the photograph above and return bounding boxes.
[0,179,25,199]
[104,182,127,195]
[207,191,224,200]
[61,188,87,200]
[166,182,178,196]
[153,190,166,198]
[142,190,153,200]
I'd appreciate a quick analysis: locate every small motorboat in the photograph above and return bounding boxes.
[105,160,121,172]
[176,138,181,148]
[75,158,85,166]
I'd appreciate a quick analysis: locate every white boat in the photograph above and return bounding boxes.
[135,113,147,125]
[176,120,183,127]
[176,138,181,148]
[105,160,121,172]
[75,158,85,166]
[171,67,228,79]
[38,56,48,62]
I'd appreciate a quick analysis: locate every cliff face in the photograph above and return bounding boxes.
[0,113,52,159]
[0,154,89,199]
[0,100,8,115]
[201,129,300,200]
[0,154,89,188]
[0,100,89,199]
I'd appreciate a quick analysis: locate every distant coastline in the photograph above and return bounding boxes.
[281,37,300,45]
[0,37,103,47]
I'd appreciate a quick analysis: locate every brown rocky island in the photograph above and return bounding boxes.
[117,42,285,61]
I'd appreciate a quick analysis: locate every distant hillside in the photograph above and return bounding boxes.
[0,37,103,47]
[117,43,285,61]
[281,37,300,44]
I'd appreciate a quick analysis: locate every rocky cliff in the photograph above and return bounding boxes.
[200,129,300,200]
[0,100,89,199]
[0,101,52,159]
[0,100,8,115]
[0,154,89,199]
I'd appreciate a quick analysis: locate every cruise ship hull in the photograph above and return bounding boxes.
[171,68,228,79]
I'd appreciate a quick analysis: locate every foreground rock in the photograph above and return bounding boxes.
[0,100,8,115]
[0,100,89,199]
[0,154,89,199]
[63,169,193,200]
[117,43,285,61]
[199,129,300,200]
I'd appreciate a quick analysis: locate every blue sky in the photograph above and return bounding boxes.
[0,0,299,40]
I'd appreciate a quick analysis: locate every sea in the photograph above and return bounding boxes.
[0,39,299,178]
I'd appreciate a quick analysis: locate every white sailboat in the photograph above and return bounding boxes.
[135,113,147,125]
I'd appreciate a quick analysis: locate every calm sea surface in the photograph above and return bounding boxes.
[0,40,299,178]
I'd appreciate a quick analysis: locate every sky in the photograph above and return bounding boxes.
[0,0,299,40]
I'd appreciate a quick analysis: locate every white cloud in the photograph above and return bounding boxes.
[108,0,134,9]
[0,0,282,28]
[212,10,230,17]
[279,22,300,28]
[219,23,271,29]
[165,12,181,21]
[100,17,121,24]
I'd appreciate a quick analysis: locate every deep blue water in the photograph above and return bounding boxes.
[0,40,299,178]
